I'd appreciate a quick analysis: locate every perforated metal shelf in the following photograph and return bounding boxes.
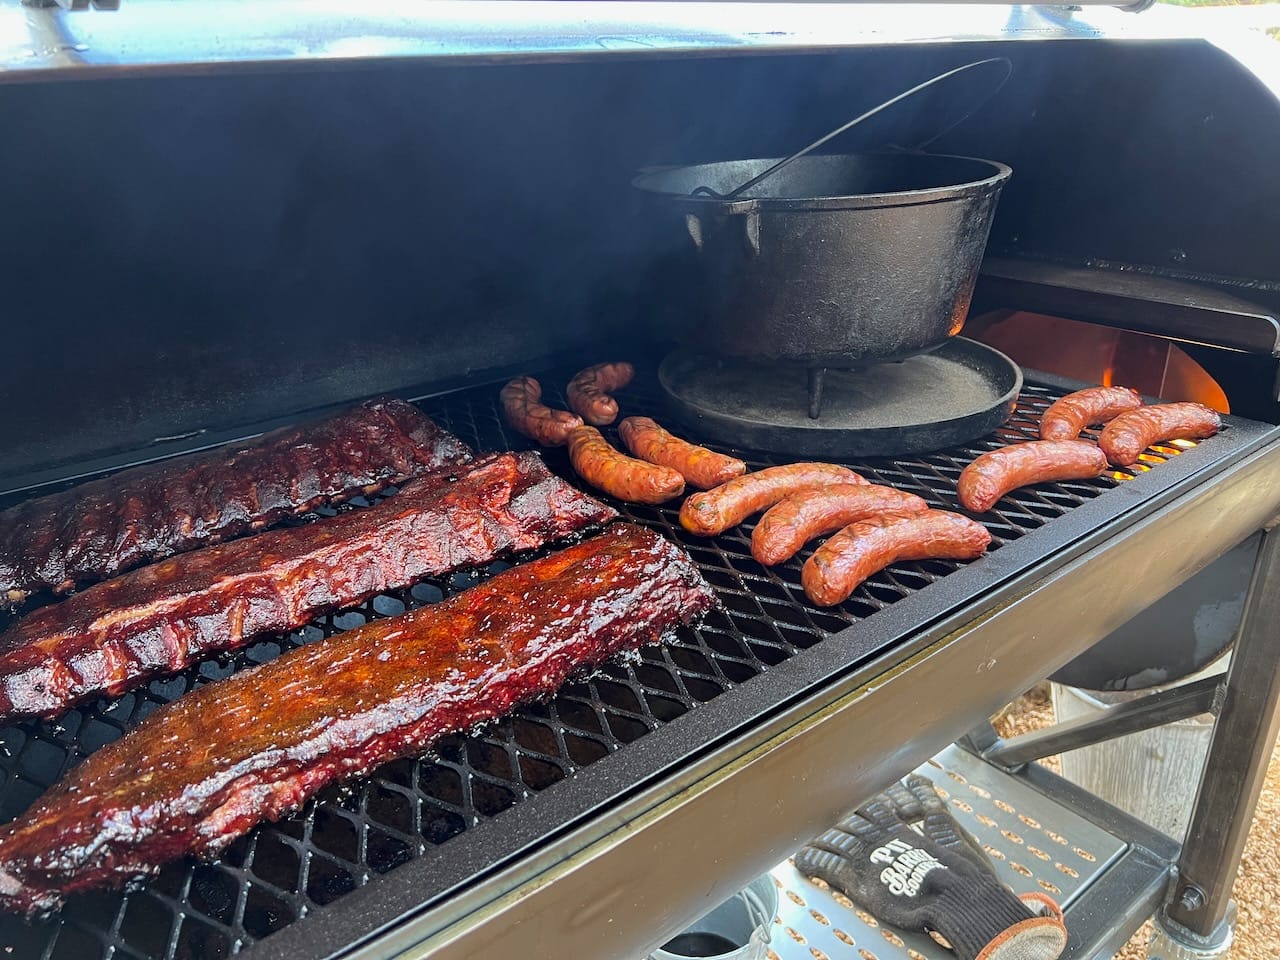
[763,745,1126,960]
[0,364,1257,960]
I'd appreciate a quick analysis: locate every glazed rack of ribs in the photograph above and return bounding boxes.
[0,524,715,917]
[0,370,1273,960]
[0,452,615,722]
[0,398,471,609]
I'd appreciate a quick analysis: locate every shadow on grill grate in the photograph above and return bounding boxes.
[0,370,1185,959]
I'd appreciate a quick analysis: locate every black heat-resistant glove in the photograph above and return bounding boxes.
[882,773,993,866]
[795,774,1067,960]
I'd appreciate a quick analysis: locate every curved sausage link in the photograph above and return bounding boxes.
[619,417,746,491]
[567,426,685,505]
[802,511,991,607]
[500,376,583,447]
[751,484,930,566]
[567,361,635,426]
[1098,402,1222,467]
[958,440,1108,513]
[679,463,865,537]
[1040,386,1143,441]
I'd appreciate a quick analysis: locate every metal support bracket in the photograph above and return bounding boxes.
[959,719,1001,754]
[977,258,1280,356]
[980,675,1223,770]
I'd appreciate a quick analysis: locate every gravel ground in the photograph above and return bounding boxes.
[994,687,1280,959]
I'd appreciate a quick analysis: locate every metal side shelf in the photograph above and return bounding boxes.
[764,744,1180,960]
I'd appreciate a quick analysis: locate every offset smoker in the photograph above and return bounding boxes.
[2,10,1280,960]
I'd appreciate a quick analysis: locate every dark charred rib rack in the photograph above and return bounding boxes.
[0,524,714,917]
[0,370,1270,960]
[0,452,615,722]
[0,398,472,608]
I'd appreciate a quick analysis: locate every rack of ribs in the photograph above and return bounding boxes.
[0,523,716,916]
[0,451,615,721]
[0,397,472,607]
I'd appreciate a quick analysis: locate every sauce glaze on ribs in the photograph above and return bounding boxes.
[0,524,715,916]
[0,451,616,721]
[0,398,472,608]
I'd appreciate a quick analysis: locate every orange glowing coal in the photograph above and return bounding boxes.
[964,311,1229,413]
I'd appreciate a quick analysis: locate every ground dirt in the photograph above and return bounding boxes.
[994,687,1280,958]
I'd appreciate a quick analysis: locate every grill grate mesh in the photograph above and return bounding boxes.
[0,369,1185,959]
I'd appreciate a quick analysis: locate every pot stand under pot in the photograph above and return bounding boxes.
[658,337,1022,459]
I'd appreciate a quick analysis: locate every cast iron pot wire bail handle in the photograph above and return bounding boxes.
[690,57,1013,202]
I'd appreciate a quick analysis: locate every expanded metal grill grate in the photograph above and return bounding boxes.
[0,368,1203,959]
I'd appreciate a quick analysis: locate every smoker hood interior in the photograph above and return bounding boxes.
[2,31,1279,487]
[1,0,1271,76]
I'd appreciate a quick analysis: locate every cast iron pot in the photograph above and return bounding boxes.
[634,152,1012,366]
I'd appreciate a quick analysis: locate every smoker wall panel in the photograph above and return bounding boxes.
[2,40,1277,481]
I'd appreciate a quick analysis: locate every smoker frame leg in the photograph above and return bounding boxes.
[1150,901,1236,959]
[1161,524,1280,938]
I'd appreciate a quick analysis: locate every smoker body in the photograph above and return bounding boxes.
[2,5,1280,959]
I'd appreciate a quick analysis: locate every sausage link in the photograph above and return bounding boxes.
[751,484,930,566]
[679,463,865,537]
[958,440,1108,513]
[567,362,635,426]
[567,426,685,505]
[1098,402,1222,467]
[500,376,583,447]
[802,511,991,607]
[619,417,746,491]
[1040,386,1143,441]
